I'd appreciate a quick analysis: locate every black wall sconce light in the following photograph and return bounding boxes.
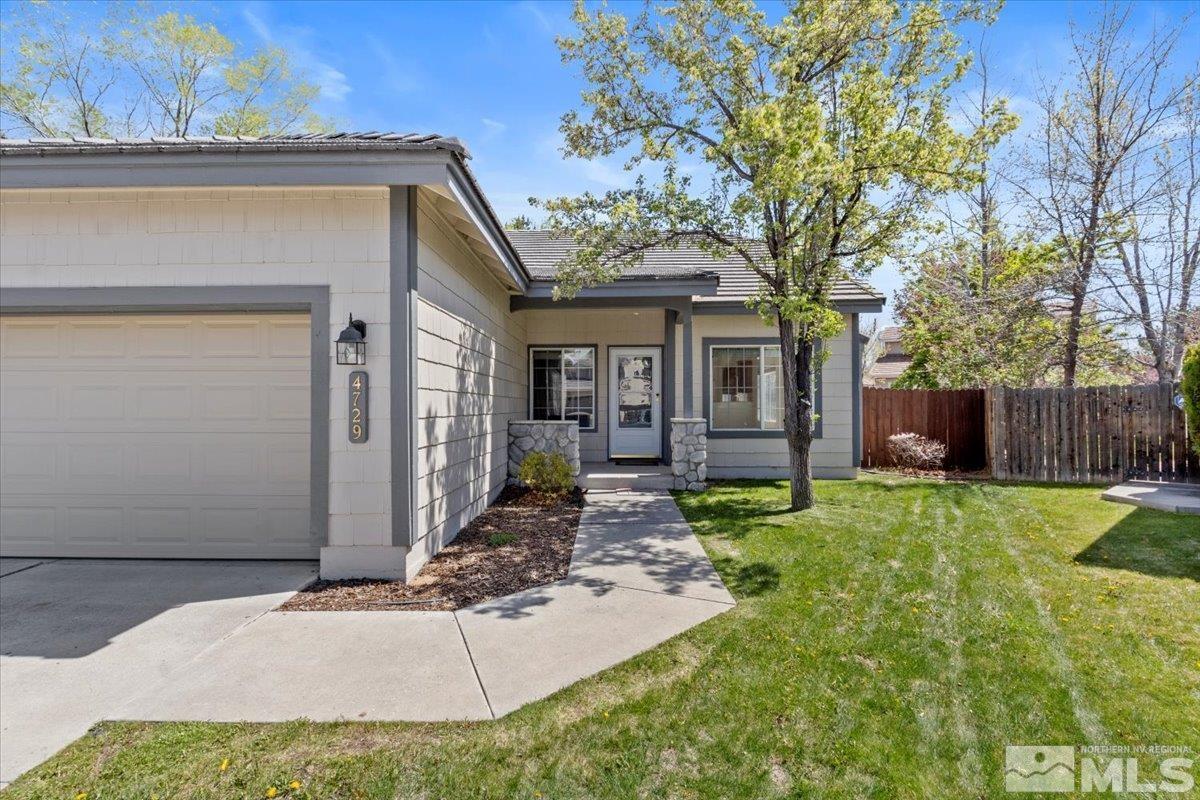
[335,314,367,365]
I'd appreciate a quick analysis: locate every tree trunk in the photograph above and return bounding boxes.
[778,315,815,510]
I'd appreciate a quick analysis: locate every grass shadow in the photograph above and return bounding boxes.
[1074,507,1199,581]
[709,556,781,598]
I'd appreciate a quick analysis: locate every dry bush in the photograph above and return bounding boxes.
[886,432,948,471]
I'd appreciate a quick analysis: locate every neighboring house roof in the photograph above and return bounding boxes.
[866,354,913,382]
[877,325,903,343]
[505,229,885,306]
[0,132,469,156]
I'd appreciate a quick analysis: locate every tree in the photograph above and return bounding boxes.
[1019,2,1193,387]
[534,0,1002,510]
[895,236,1061,388]
[0,3,123,137]
[1183,344,1200,456]
[1100,81,1199,383]
[506,215,535,230]
[1,4,328,138]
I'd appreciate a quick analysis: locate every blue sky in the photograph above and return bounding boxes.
[5,1,1197,326]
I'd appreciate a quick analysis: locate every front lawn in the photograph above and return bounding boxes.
[8,476,1197,799]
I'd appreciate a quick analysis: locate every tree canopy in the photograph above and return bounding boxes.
[536,0,1004,508]
[0,3,330,138]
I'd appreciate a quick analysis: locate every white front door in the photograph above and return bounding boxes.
[608,347,662,459]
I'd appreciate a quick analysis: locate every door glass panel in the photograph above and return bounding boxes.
[617,355,653,428]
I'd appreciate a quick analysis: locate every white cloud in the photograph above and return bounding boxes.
[481,117,508,137]
[517,1,555,36]
[241,6,351,103]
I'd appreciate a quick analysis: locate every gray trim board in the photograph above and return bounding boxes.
[510,295,693,313]
[662,309,677,462]
[851,313,862,469]
[390,186,419,547]
[445,160,528,291]
[525,344,600,432]
[0,149,450,190]
[701,336,823,440]
[682,304,694,416]
[521,278,719,299]
[0,284,331,550]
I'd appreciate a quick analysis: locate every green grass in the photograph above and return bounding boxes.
[8,476,1198,799]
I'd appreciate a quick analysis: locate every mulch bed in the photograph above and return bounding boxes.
[277,485,584,612]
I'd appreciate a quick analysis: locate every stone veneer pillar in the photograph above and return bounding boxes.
[670,418,707,491]
[507,420,581,484]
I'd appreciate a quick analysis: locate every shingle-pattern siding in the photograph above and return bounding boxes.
[0,186,395,546]
[413,202,527,576]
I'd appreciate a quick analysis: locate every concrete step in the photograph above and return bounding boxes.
[578,464,675,491]
[1102,483,1200,515]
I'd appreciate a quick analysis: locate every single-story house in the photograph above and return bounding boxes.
[0,133,883,580]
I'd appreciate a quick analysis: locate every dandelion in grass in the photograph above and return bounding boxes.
[220,758,230,772]
[290,780,302,790]
[266,787,278,798]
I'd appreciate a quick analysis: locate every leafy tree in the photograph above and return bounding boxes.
[1,3,328,138]
[1183,344,1200,457]
[0,2,123,137]
[506,215,535,230]
[895,236,1061,388]
[534,0,1004,509]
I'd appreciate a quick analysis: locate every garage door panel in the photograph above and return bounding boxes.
[1,312,314,559]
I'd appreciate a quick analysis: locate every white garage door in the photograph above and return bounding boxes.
[0,313,315,559]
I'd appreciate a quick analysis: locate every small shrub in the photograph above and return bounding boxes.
[1184,344,1200,457]
[486,532,519,547]
[886,432,948,471]
[517,451,574,497]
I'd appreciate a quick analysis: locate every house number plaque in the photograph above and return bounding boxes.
[349,370,368,443]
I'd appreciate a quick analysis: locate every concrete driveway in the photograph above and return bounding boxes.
[0,492,734,787]
[0,558,316,785]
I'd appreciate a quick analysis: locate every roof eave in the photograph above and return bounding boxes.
[521,276,721,299]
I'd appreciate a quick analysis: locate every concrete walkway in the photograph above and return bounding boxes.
[2,491,733,784]
[1101,480,1200,514]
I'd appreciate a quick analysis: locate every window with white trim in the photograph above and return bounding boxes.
[710,344,785,431]
[530,346,596,430]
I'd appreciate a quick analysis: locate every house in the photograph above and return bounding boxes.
[862,325,912,387]
[0,133,884,580]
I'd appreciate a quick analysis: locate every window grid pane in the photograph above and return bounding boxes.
[530,347,595,429]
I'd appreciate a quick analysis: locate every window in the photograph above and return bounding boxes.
[530,347,596,430]
[710,345,784,431]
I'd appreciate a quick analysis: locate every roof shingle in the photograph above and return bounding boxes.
[505,229,884,305]
[0,131,468,156]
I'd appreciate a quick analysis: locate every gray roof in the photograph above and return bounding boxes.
[505,229,885,304]
[0,131,468,157]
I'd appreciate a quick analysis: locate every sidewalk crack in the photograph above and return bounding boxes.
[453,611,496,720]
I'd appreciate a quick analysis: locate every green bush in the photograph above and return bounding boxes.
[1183,344,1200,457]
[517,451,574,497]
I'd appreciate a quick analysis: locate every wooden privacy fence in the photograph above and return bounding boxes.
[861,388,988,471]
[987,383,1197,484]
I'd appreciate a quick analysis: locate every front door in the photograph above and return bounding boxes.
[608,347,662,459]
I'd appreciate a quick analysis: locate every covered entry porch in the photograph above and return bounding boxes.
[510,278,715,489]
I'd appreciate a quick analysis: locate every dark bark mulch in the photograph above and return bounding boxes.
[277,485,584,612]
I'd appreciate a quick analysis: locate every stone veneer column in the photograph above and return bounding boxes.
[670,418,707,491]
[508,420,581,484]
